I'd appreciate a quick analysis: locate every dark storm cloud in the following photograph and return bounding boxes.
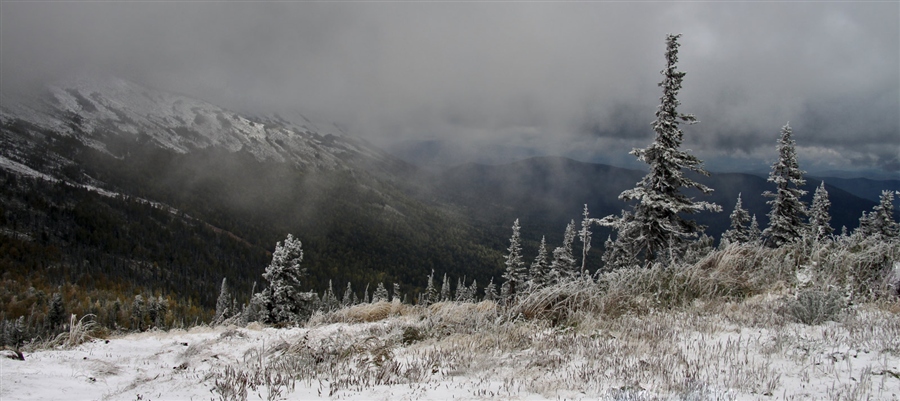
[2,2,897,174]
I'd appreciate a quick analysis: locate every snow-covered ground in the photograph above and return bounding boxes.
[2,300,899,401]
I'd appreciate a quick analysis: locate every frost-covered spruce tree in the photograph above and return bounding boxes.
[579,205,596,279]
[748,215,762,244]
[602,34,719,264]
[807,182,833,242]
[373,282,389,303]
[501,219,526,302]
[392,283,401,303]
[256,234,313,324]
[763,123,807,247]
[321,280,340,312]
[483,277,498,302]
[455,277,467,302]
[528,236,550,290]
[859,190,899,239]
[421,270,437,305]
[722,193,751,245]
[341,282,355,307]
[549,220,578,282]
[214,278,233,323]
[440,274,451,302]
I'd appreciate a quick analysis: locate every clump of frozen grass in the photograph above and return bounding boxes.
[784,289,845,325]
[47,314,97,349]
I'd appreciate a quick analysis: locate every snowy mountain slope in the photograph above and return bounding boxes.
[0,76,398,174]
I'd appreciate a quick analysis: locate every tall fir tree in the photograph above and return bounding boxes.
[601,34,719,264]
[722,193,751,245]
[807,182,833,241]
[763,123,807,247]
[501,219,526,302]
[579,205,595,278]
[256,234,312,324]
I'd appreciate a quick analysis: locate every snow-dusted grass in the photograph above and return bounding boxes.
[3,241,898,400]
[2,298,898,401]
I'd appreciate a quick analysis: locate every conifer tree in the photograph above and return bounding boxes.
[421,270,437,306]
[579,205,595,278]
[256,234,311,324]
[455,277,466,302]
[859,190,899,238]
[214,278,232,322]
[440,274,451,302]
[748,215,762,244]
[467,279,478,303]
[392,283,401,303]
[807,182,833,241]
[321,280,339,312]
[483,277,498,302]
[501,219,526,301]
[342,282,355,307]
[763,123,807,247]
[528,236,550,289]
[373,282,389,303]
[549,220,578,282]
[47,292,66,331]
[601,34,719,264]
[722,193,751,245]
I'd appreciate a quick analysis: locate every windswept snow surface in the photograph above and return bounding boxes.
[2,306,899,401]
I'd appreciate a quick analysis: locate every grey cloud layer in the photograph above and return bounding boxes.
[2,2,897,173]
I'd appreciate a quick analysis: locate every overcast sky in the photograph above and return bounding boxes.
[2,2,898,175]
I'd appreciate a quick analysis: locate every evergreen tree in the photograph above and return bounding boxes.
[321,280,339,312]
[455,277,466,302]
[528,236,550,289]
[722,193,751,245]
[579,205,595,278]
[763,123,807,247]
[602,34,719,264]
[467,279,478,303]
[421,270,437,306]
[131,295,144,331]
[392,283,401,303]
[363,284,370,304]
[256,234,311,324]
[549,220,578,282]
[483,277,498,302]
[859,190,899,238]
[807,182,833,241]
[748,215,762,244]
[501,219,526,302]
[214,278,232,322]
[440,274,451,302]
[47,292,66,331]
[154,295,168,328]
[373,282,389,303]
[341,282,355,307]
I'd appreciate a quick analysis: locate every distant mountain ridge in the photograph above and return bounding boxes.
[429,156,887,251]
[0,76,403,175]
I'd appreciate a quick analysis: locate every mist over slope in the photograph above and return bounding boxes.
[0,76,893,313]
